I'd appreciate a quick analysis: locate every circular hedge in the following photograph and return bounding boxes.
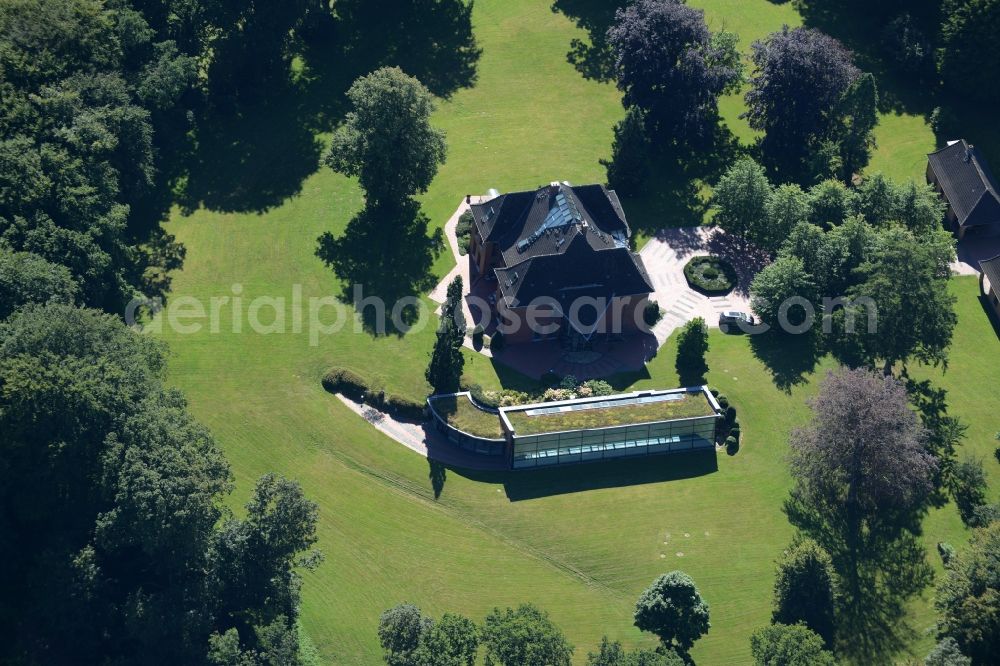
[683,255,738,295]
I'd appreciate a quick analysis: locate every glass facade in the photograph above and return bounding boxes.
[511,416,717,469]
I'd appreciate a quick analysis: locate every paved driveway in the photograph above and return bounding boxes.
[639,226,762,345]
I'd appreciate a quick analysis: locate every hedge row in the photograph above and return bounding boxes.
[322,368,425,420]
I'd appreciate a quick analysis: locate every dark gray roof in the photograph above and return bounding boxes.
[494,232,654,305]
[471,183,630,263]
[980,254,1000,292]
[928,140,1000,228]
[472,182,653,307]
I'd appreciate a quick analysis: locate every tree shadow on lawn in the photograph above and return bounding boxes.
[172,1,480,216]
[456,449,718,501]
[550,0,625,82]
[748,329,825,393]
[617,122,744,235]
[316,201,445,336]
[785,490,934,663]
[796,0,1000,167]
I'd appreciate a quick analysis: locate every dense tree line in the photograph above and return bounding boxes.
[0,3,326,663]
[0,304,321,664]
[376,571,709,665]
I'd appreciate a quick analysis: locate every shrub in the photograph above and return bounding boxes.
[322,367,372,402]
[384,394,425,420]
[725,435,739,454]
[725,405,736,425]
[683,255,737,295]
[582,379,614,396]
[469,383,500,410]
[716,394,730,409]
[542,388,573,402]
[643,300,663,327]
[937,542,956,566]
[709,387,720,397]
[558,374,578,390]
[455,211,474,256]
[952,456,989,526]
[489,330,505,352]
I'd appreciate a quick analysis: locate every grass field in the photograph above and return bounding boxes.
[152,0,996,663]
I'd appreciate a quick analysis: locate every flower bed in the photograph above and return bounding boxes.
[683,255,738,295]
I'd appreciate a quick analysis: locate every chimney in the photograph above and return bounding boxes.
[965,144,974,163]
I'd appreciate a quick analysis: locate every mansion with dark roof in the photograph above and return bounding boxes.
[468,182,654,344]
[927,139,1000,239]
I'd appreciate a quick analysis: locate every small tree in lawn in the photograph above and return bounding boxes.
[675,317,709,386]
[426,318,464,395]
[951,456,989,527]
[771,539,838,646]
[749,624,836,666]
[426,275,467,394]
[634,571,710,656]
[480,604,572,666]
[326,67,447,210]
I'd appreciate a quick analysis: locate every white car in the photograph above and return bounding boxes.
[719,311,754,327]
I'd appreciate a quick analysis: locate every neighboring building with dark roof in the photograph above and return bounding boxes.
[927,139,1000,239]
[468,182,654,345]
[980,255,1000,319]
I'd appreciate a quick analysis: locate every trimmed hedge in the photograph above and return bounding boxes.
[683,255,738,295]
[383,394,425,420]
[643,300,663,327]
[323,368,425,420]
[456,211,473,256]
[322,367,372,402]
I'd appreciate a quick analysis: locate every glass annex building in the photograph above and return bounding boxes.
[500,387,722,469]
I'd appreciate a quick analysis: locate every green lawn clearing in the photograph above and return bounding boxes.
[151,0,981,663]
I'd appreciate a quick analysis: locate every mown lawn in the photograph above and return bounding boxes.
[152,0,989,663]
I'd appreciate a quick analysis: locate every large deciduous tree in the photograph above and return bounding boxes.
[749,624,836,666]
[744,26,865,182]
[633,571,710,655]
[785,367,937,660]
[480,604,573,666]
[844,226,956,374]
[326,67,447,211]
[606,0,742,143]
